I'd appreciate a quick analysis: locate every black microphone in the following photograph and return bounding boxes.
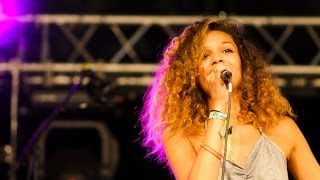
[221,70,232,83]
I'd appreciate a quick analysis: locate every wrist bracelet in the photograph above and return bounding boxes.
[200,142,223,160]
[208,110,227,120]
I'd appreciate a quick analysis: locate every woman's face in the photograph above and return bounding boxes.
[198,30,242,96]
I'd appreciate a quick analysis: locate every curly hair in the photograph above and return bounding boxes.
[139,17,296,164]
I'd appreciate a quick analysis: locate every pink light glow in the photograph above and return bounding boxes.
[0,0,19,47]
[0,0,18,16]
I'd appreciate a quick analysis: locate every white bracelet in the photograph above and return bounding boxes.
[208,110,227,120]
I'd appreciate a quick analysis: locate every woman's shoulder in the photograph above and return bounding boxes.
[264,116,302,159]
[162,129,204,155]
[265,116,301,136]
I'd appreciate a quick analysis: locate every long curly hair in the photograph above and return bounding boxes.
[139,17,296,164]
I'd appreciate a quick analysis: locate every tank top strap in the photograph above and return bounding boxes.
[256,123,264,135]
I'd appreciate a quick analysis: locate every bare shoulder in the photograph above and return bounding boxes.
[162,130,197,179]
[264,116,302,158]
[265,116,320,179]
[265,116,300,138]
[273,117,320,179]
[163,130,190,146]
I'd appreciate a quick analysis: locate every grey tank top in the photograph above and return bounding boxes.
[219,130,288,180]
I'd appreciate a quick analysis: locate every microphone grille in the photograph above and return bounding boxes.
[221,70,232,82]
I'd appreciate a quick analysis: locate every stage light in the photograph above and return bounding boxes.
[0,0,18,16]
[0,0,20,58]
[0,144,13,164]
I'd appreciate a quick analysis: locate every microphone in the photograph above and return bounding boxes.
[221,70,232,83]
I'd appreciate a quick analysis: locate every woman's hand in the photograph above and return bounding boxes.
[205,64,231,112]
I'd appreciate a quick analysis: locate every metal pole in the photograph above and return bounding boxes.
[9,60,20,180]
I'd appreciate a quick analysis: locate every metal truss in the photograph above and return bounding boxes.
[1,15,320,86]
[2,15,320,180]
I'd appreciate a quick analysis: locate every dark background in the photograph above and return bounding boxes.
[0,1,319,180]
[21,0,320,16]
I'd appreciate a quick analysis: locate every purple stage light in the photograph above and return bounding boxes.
[0,0,20,59]
[0,0,18,16]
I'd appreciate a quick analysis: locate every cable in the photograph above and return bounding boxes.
[8,70,85,178]
[221,82,232,180]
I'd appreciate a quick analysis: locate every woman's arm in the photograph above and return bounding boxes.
[163,119,224,180]
[285,118,320,179]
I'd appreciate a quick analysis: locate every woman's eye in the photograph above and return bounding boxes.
[203,54,210,59]
[223,49,233,53]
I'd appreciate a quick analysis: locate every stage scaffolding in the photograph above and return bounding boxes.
[1,14,320,179]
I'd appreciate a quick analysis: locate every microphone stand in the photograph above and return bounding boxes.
[221,81,232,180]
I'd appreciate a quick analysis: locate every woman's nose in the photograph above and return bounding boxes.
[212,59,223,65]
